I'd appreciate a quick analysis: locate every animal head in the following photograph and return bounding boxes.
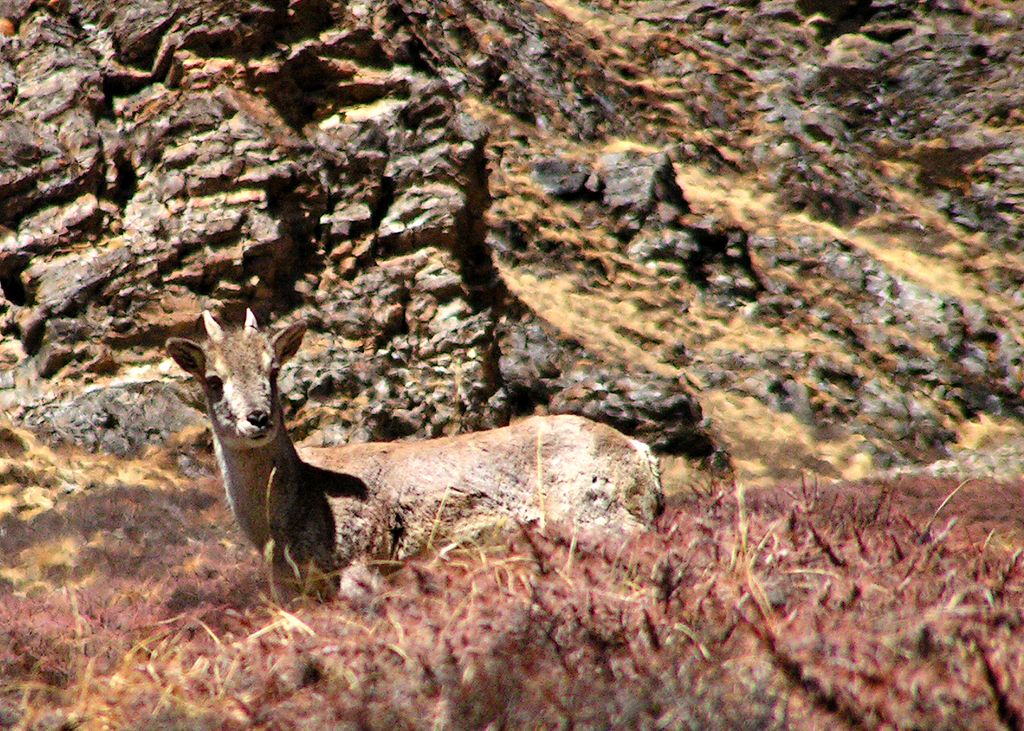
[167,310,306,448]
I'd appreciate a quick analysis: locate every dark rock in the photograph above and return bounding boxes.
[498,312,712,458]
[377,185,464,253]
[290,246,507,446]
[19,381,204,456]
[108,2,176,68]
[6,0,1024,482]
[626,229,701,265]
[531,157,591,199]
[499,317,563,406]
[599,150,689,236]
[766,377,815,425]
[550,368,711,456]
[35,341,75,378]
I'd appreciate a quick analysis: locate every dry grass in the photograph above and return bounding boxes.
[675,161,998,312]
[699,390,875,484]
[955,414,1024,452]
[3,422,1024,728]
[498,266,683,379]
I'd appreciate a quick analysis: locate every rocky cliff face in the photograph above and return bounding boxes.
[2,0,1023,484]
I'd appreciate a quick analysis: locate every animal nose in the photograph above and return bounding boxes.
[247,410,270,429]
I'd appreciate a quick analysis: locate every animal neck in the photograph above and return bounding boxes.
[211,419,302,550]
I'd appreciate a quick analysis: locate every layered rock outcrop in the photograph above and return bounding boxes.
[379,0,1024,478]
[2,0,1023,483]
[0,0,715,479]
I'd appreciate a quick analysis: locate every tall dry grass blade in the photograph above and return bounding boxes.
[535,420,547,531]
[730,481,774,621]
[919,478,972,541]
[426,486,451,552]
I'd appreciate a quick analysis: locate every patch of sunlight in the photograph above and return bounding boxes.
[673,163,997,309]
[702,389,873,486]
[0,537,81,596]
[499,266,680,378]
[954,414,1024,452]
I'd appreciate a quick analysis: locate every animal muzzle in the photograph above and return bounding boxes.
[238,408,273,439]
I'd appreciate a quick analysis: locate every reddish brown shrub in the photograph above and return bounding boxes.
[3,473,1024,728]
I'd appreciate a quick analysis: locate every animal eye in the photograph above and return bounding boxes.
[206,375,224,395]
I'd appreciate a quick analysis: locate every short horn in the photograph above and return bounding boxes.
[202,311,225,342]
[245,308,259,332]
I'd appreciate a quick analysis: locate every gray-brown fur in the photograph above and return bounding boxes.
[167,311,360,600]
[302,415,665,561]
[168,311,664,601]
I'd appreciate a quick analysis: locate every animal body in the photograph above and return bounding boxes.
[167,311,663,599]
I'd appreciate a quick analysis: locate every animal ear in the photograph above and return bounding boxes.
[166,338,207,377]
[272,321,307,364]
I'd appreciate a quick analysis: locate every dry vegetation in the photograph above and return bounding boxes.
[3,418,1024,729]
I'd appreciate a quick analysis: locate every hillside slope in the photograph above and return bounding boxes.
[5,2,1024,726]
[2,0,1024,482]
[383,0,1024,480]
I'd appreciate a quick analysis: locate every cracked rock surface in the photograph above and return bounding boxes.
[2,0,1023,484]
[0,0,715,480]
